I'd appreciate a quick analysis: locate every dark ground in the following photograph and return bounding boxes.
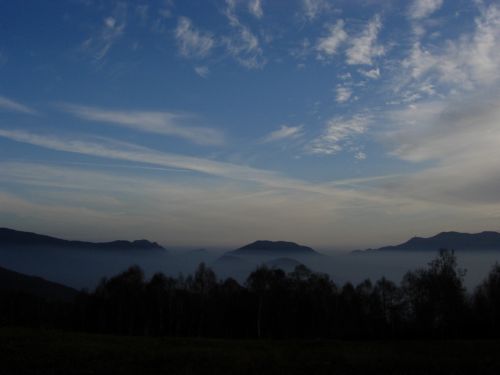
[1,327,500,374]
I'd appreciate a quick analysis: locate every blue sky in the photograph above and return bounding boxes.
[1,0,500,249]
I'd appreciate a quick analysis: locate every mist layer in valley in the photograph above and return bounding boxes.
[2,245,500,291]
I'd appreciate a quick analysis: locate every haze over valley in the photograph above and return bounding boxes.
[2,227,500,290]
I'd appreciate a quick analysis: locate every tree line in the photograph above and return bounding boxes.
[3,249,500,339]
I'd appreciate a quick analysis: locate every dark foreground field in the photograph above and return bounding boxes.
[1,328,500,375]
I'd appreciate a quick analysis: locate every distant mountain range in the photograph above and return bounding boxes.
[0,228,164,251]
[358,231,500,252]
[0,265,78,301]
[212,241,319,276]
[228,240,319,256]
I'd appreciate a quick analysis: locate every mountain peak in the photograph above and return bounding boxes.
[232,240,318,255]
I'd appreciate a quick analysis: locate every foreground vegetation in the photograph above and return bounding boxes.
[2,327,500,375]
[2,249,500,339]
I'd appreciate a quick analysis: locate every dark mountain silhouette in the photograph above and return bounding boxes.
[265,257,304,272]
[0,265,77,301]
[359,231,500,252]
[0,227,164,251]
[228,240,319,256]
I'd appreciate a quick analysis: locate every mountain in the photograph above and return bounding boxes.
[265,257,304,272]
[0,227,165,251]
[228,240,319,257]
[0,265,78,301]
[360,231,500,252]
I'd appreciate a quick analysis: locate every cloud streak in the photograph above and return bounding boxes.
[0,129,396,207]
[263,125,303,142]
[0,96,36,115]
[58,104,224,146]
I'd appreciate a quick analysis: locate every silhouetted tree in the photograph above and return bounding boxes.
[246,266,286,338]
[372,277,404,337]
[10,251,500,340]
[402,249,467,337]
[473,263,500,336]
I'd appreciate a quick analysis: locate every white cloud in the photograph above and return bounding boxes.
[81,3,127,61]
[263,125,303,142]
[0,129,273,186]
[346,15,384,65]
[359,67,380,79]
[58,104,224,146]
[316,20,348,57]
[335,86,352,103]
[175,17,215,58]
[308,115,370,155]
[248,0,263,18]
[408,0,443,20]
[0,96,36,115]
[0,129,394,208]
[388,96,500,163]
[194,66,210,78]
[401,4,500,89]
[223,0,266,69]
[379,54,500,209]
[354,151,366,160]
[302,0,330,21]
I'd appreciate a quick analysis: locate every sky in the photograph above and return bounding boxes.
[1,0,500,250]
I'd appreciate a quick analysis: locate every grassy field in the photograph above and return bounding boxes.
[1,327,500,374]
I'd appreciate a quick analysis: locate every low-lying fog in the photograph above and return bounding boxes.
[1,247,500,291]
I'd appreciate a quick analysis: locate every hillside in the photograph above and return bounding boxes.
[0,265,78,301]
[360,231,500,252]
[0,227,164,251]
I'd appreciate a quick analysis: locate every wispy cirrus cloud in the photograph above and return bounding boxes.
[174,17,215,59]
[223,0,266,69]
[302,0,331,21]
[408,0,443,20]
[316,20,348,58]
[335,86,352,103]
[58,103,224,146]
[380,91,500,207]
[396,3,500,102]
[0,96,37,115]
[0,128,382,201]
[0,128,272,185]
[81,3,127,62]
[307,115,370,156]
[359,67,380,79]
[248,0,264,18]
[263,125,303,143]
[194,65,210,78]
[346,15,384,66]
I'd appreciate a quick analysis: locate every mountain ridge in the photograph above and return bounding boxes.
[0,227,165,251]
[357,231,500,252]
[0,265,78,301]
